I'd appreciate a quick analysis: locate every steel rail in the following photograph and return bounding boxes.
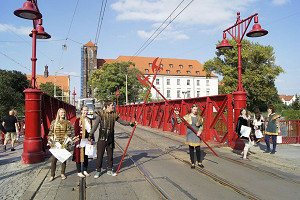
[115,141,171,200]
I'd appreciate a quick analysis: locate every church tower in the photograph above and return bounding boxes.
[81,41,98,98]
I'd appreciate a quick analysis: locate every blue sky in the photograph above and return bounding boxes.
[1,0,299,100]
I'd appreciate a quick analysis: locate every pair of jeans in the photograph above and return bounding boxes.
[265,134,277,152]
[96,140,113,172]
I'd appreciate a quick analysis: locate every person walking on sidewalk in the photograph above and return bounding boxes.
[264,105,281,154]
[174,104,204,169]
[12,110,20,143]
[2,110,19,152]
[48,108,72,181]
[72,105,93,178]
[90,100,136,178]
[0,120,6,134]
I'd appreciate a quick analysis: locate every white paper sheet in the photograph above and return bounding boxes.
[49,148,72,163]
[80,139,88,147]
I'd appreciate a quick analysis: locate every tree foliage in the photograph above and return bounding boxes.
[292,95,300,110]
[88,62,150,105]
[0,70,29,118]
[203,39,284,111]
[40,82,62,98]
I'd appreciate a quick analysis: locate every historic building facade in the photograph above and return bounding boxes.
[81,41,218,101]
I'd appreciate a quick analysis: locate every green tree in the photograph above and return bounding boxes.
[40,82,62,98]
[88,62,150,104]
[0,70,29,118]
[203,39,284,111]
[292,95,300,110]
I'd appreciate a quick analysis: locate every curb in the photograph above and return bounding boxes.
[21,162,51,200]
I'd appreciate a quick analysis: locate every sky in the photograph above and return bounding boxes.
[1,0,300,100]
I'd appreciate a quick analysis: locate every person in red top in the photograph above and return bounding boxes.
[72,105,93,178]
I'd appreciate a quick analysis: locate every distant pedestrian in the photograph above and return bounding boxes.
[175,104,204,169]
[12,110,20,143]
[264,105,280,154]
[2,110,19,152]
[252,108,264,143]
[0,120,6,134]
[72,105,92,178]
[48,108,72,181]
[90,100,136,178]
[236,107,253,160]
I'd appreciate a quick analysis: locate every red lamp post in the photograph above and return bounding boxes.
[14,0,51,164]
[216,12,268,149]
[72,88,76,106]
[116,89,120,112]
[217,12,268,125]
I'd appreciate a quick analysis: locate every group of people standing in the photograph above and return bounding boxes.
[236,105,281,160]
[48,100,136,181]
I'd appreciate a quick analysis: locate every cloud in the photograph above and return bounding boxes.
[111,0,258,40]
[0,24,32,35]
[271,0,290,5]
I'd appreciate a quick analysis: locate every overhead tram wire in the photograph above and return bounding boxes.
[0,51,31,72]
[128,0,194,63]
[95,0,108,45]
[128,0,186,63]
[57,0,80,69]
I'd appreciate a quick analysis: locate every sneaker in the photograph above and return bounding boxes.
[270,151,275,154]
[49,176,54,182]
[263,150,271,153]
[191,164,195,169]
[242,157,250,161]
[11,148,15,151]
[77,172,85,178]
[94,171,101,178]
[83,171,90,176]
[61,174,67,180]
[107,170,117,176]
[3,146,6,152]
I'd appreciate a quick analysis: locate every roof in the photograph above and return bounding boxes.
[84,41,96,47]
[279,95,295,101]
[26,75,69,92]
[97,56,216,77]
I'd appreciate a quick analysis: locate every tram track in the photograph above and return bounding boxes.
[116,125,299,199]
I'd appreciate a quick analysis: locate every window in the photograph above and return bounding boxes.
[187,80,190,85]
[197,80,200,86]
[88,50,93,58]
[145,69,149,73]
[149,63,152,67]
[187,71,191,74]
[167,79,170,85]
[177,79,180,85]
[206,79,209,86]
[196,71,200,75]
[177,90,181,98]
[167,90,171,98]
[170,64,173,68]
[156,88,160,97]
[177,70,181,74]
[179,65,183,69]
[197,91,200,97]
[166,70,170,74]
[187,91,191,98]
[160,64,163,68]
[206,90,210,96]
[156,79,159,85]
[189,65,193,69]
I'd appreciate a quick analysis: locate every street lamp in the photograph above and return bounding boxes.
[182,91,187,99]
[14,0,51,164]
[116,88,120,112]
[216,12,268,125]
[54,67,64,98]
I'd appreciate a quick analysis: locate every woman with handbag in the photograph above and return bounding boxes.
[48,108,72,181]
[174,104,204,169]
[236,107,253,160]
[72,105,92,178]
[264,105,280,154]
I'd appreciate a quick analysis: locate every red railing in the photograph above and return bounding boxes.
[278,120,300,144]
[118,94,235,146]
